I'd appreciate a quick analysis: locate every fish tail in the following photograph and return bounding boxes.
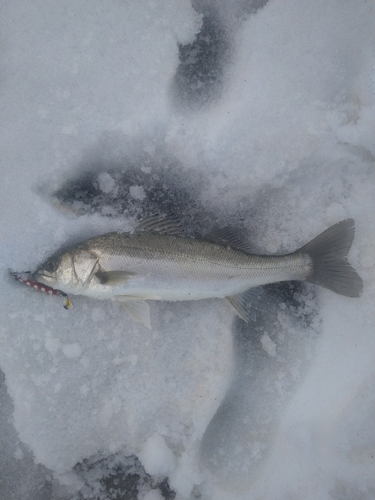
[299,219,363,297]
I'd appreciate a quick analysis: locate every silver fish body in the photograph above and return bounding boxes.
[34,218,363,327]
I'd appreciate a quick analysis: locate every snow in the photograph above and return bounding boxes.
[129,185,147,201]
[139,434,177,477]
[0,1,374,499]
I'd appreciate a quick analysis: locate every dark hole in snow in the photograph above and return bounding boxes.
[73,454,176,500]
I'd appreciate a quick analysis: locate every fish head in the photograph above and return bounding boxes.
[34,249,99,294]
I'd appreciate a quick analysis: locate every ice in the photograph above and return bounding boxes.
[1,0,374,499]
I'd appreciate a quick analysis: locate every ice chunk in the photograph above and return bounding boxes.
[139,433,176,477]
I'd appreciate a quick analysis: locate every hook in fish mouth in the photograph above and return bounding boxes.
[9,269,72,309]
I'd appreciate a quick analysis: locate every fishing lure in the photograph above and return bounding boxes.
[9,271,72,309]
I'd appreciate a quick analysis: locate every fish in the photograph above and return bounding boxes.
[33,216,363,328]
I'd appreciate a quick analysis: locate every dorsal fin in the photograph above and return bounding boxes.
[206,227,256,254]
[136,214,184,237]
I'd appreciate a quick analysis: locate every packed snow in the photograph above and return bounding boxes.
[1,1,374,499]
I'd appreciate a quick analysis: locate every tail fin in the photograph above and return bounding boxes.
[299,219,363,297]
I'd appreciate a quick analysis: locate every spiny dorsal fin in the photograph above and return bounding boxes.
[206,227,256,254]
[136,214,184,237]
[226,286,263,322]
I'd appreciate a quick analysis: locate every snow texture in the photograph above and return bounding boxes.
[1,0,374,499]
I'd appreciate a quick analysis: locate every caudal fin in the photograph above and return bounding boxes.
[299,219,363,297]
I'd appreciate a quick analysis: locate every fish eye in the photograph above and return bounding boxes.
[45,259,58,273]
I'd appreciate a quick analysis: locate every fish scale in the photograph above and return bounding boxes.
[82,232,312,300]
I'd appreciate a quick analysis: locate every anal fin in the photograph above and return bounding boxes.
[226,286,263,323]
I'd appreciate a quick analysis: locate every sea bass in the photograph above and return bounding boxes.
[34,217,363,328]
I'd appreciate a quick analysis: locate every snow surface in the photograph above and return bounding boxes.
[1,0,374,499]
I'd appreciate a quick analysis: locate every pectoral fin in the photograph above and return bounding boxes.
[115,297,151,328]
[226,286,263,323]
[95,270,135,285]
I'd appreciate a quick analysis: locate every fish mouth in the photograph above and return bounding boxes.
[34,272,56,286]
